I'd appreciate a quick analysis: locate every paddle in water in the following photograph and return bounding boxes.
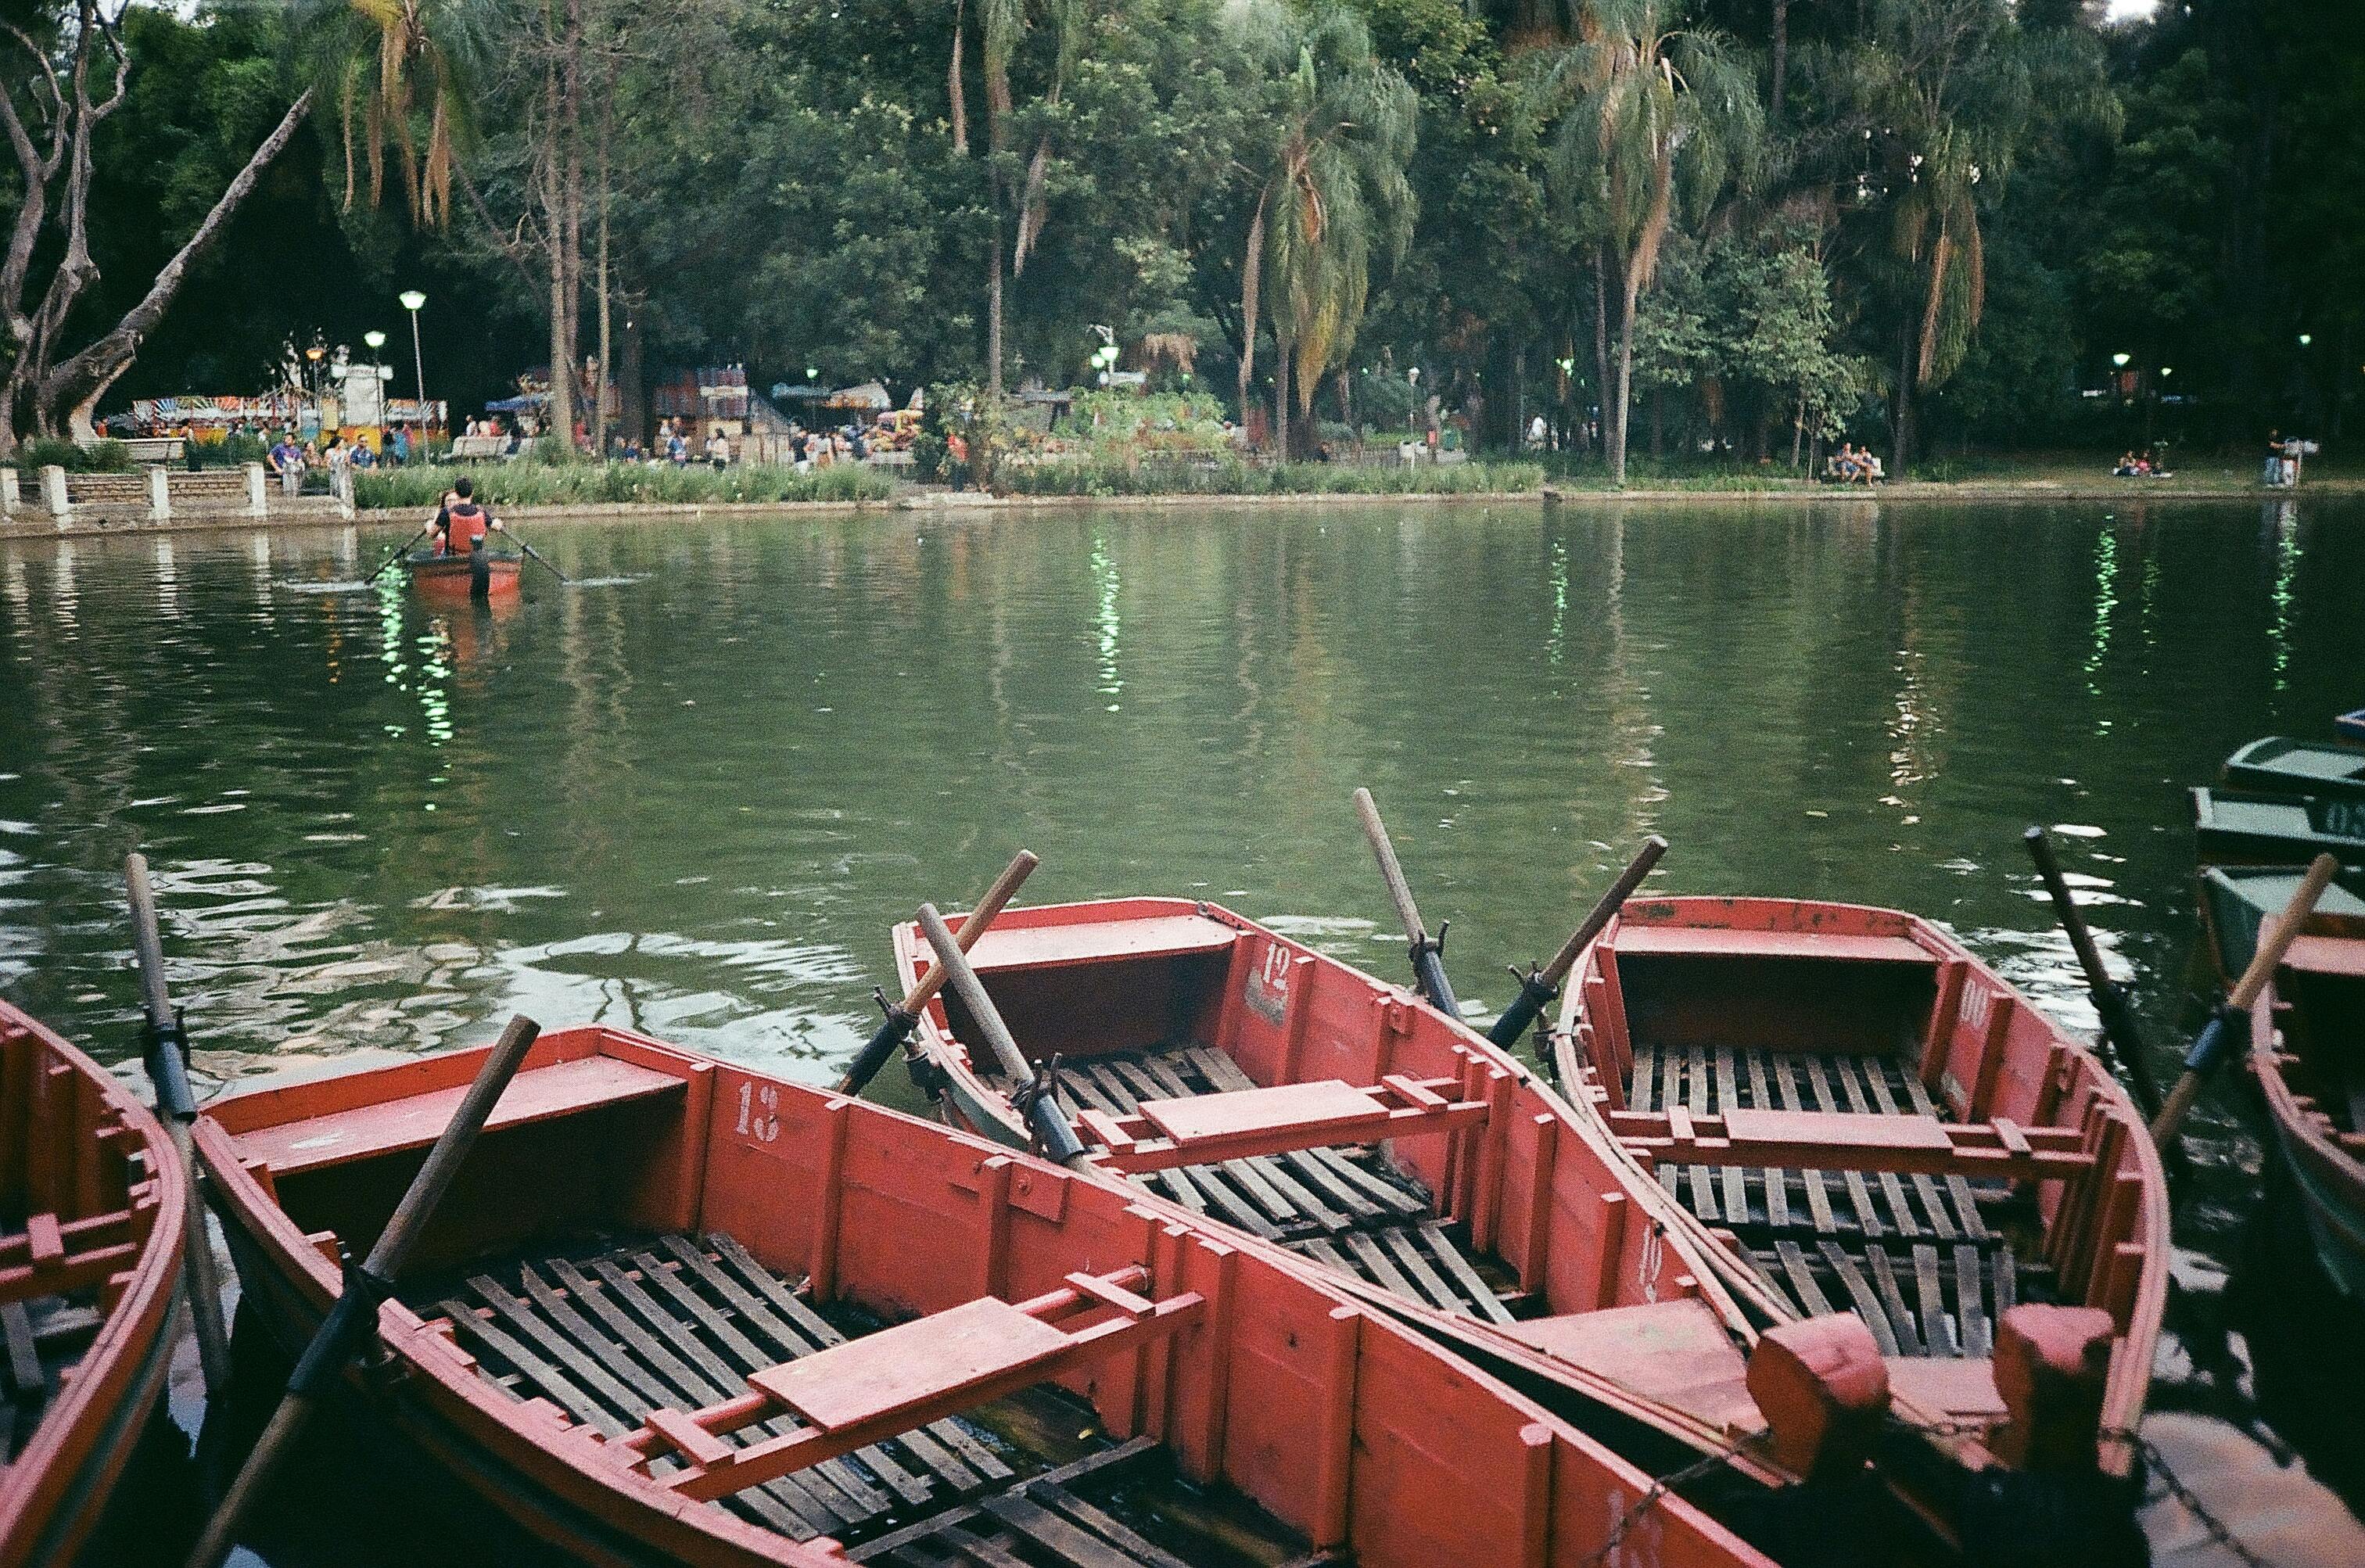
[837,851,1039,1096]
[360,523,434,585]
[2023,826,2166,1121]
[1488,834,1668,1050]
[185,1014,544,1568]
[915,902,1089,1166]
[122,852,235,1401]
[499,521,570,583]
[1351,787,1459,1015]
[2150,852,2341,1151]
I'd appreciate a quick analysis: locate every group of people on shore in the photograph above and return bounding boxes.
[2263,429,2315,487]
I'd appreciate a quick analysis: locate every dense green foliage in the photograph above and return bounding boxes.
[6,0,2358,470]
[354,461,895,510]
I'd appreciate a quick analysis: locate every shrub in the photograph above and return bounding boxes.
[353,459,896,511]
[992,456,1545,497]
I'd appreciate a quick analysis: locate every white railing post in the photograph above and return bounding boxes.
[149,465,172,523]
[41,465,70,526]
[246,462,268,518]
[0,467,16,518]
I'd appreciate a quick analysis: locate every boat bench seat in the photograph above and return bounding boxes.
[1076,1075,1488,1172]
[235,1057,686,1176]
[1610,927,1935,965]
[964,913,1237,974]
[1607,1106,2091,1181]
[0,1207,143,1308]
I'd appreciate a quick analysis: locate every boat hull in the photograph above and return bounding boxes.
[198,1024,1772,1568]
[0,1003,188,1568]
[2222,735,2365,804]
[2191,787,2365,869]
[1550,896,2169,1496]
[407,550,522,599]
[2249,945,2365,1300]
[2197,864,2365,985]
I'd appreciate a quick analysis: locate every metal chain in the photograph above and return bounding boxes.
[2135,1434,2274,1568]
[1582,1432,1754,1568]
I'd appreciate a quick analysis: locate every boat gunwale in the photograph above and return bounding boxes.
[2248,957,2365,1278]
[0,1001,188,1568]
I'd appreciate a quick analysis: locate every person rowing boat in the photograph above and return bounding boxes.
[430,475,506,556]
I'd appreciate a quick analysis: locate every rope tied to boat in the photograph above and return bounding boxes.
[2130,1432,2273,1568]
[1581,1431,1755,1568]
[872,985,918,1039]
[287,1252,398,1396]
[1012,1053,1069,1157]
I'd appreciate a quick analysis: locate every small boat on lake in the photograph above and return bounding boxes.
[0,1001,186,1568]
[2199,863,2365,985]
[405,546,522,600]
[2191,787,2365,868]
[2337,709,2365,745]
[2221,735,2365,804]
[2249,928,2365,1299]
[1550,898,2169,1523]
[194,1024,1771,1568]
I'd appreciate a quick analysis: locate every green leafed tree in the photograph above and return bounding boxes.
[1538,0,1760,484]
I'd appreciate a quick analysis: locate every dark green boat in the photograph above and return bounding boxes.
[2222,736,2365,804]
[2191,788,2365,868]
[2198,863,2365,985]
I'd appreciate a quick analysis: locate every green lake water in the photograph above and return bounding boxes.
[2,495,2360,1563]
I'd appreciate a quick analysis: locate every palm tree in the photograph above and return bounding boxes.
[312,0,484,228]
[1806,0,2115,468]
[1234,7,1416,460]
[1540,0,1758,484]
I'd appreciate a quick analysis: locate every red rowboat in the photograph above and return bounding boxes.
[194,1024,1772,1568]
[1552,899,2168,1506]
[406,547,522,599]
[0,1001,186,1568]
[2248,930,2365,1299]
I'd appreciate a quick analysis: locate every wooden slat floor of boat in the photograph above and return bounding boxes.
[419,1233,1019,1544]
[1628,1040,2047,1359]
[1021,1043,1517,1325]
[848,1437,1208,1566]
[0,1288,106,1461]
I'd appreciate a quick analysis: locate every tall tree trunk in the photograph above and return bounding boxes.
[1791,387,1807,468]
[593,44,612,457]
[1891,327,1915,473]
[1236,192,1265,437]
[948,0,967,156]
[1649,382,1664,460]
[34,88,314,441]
[1609,269,1640,486]
[1273,341,1290,464]
[1769,0,1789,131]
[986,226,1005,399]
[1592,248,1612,458]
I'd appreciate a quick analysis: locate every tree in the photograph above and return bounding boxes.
[2,2,315,450]
[1540,0,1759,484]
[1234,5,1415,459]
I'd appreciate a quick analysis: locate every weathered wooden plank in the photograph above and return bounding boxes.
[1773,1057,1839,1232]
[846,1439,1162,1563]
[1375,1226,1466,1315]
[1028,1480,1194,1568]
[1687,1163,1720,1224]
[1911,1244,1954,1357]
[1337,1230,1419,1301]
[1862,1248,1925,1358]
[1993,1243,2017,1319]
[1955,1245,1991,1359]
[1774,1240,1837,1318]
[468,1274,649,1426]
[1815,1243,1900,1357]
[1631,1041,1657,1111]
[439,1298,624,1437]
[0,1304,40,1400]
[1685,1046,1710,1117]
[1418,1223,1517,1326]
[985,1491,1165,1567]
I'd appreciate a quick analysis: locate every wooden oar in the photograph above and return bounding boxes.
[185,1014,543,1568]
[835,851,1040,1096]
[360,524,432,583]
[123,852,234,1401]
[2022,827,2166,1121]
[1352,787,1459,1015]
[2150,853,2339,1150]
[498,523,569,583]
[1487,835,1668,1050]
[915,902,1087,1166]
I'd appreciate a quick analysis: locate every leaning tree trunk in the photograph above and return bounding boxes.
[1272,341,1290,464]
[1891,327,1915,475]
[1592,249,1612,459]
[37,88,315,440]
[1769,0,1789,131]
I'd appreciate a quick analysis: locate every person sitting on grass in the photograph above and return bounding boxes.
[2114,451,2139,477]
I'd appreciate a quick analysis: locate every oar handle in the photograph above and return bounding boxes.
[834,850,1039,1096]
[361,524,432,583]
[1488,835,1667,1050]
[123,852,233,1400]
[186,1013,544,1568]
[2022,827,2165,1121]
[2022,827,2113,995]
[2229,853,2339,1011]
[916,902,1086,1165]
[1353,787,1429,944]
[2149,854,2339,1150]
[1541,835,1667,988]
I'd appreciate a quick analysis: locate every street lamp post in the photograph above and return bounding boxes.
[399,292,427,437]
[363,330,388,455]
[304,344,326,442]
